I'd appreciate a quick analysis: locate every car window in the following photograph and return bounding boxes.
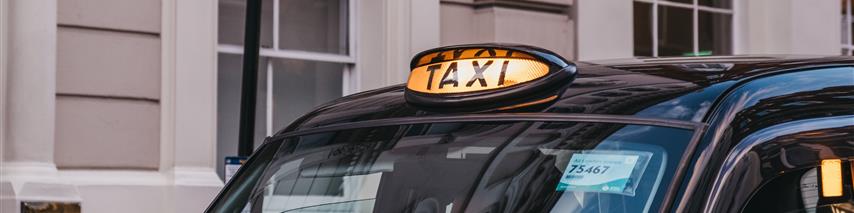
[741,168,817,213]
[241,121,695,213]
[742,166,854,213]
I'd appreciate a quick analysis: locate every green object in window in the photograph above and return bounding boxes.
[682,50,713,56]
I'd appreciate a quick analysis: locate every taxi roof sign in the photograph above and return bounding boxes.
[405,44,576,109]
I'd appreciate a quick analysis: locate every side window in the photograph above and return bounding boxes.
[742,161,854,213]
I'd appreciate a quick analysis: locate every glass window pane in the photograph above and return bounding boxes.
[741,168,817,212]
[634,2,654,56]
[279,0,349,54]
[216,53,268,178]
[661,0,731,9]
[843,0,850,16]
[658,6,694,56]
[218,0,274,48]
[247,123,695,212]
[698,0,731,9]
[698,11,732,56]
[272,59,344,131]
[663,0,693,5]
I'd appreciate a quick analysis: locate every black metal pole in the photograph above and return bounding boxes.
[238,0,262,157]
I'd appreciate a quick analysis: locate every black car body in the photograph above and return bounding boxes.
[208,44,854,213]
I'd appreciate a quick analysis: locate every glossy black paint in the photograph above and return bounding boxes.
[271,114,700,140]
[702,116,854,212]
[207,55,854,213]
[276,56,852,134]
[677,65,854,212]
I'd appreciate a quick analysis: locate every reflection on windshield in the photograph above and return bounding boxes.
[261,172,380,213]
[248,122,694,213]
[280,199,376,213]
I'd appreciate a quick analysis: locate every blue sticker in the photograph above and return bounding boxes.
[557,152,646,195]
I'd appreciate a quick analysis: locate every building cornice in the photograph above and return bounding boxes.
[440,0,571,15]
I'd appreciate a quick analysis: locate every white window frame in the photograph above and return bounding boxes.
[635,0,735,57]
[217,0,357,136]
[843,0,853,55]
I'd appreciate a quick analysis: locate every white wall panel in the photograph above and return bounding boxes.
[55,96,160,169]
[57,27,161,99]
[58,0,161,33]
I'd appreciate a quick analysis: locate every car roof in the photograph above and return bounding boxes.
[277,55,853,134]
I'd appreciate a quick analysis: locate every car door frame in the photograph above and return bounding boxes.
[674,64,854,212]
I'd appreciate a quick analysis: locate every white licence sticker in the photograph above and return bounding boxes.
[557,151,650,195]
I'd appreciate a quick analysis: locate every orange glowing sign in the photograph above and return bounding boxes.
[406,58,549,94]
[404,44,576,108]
[821,159,843,197]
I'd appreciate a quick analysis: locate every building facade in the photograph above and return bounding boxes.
[0,0,847,212]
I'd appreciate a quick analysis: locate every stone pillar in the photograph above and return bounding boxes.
[0,0,80,212]
[4,0,56,165]
[1,0,81,212]
[383,0,440,85]
[163,0,224,212]
[356,0,440,91]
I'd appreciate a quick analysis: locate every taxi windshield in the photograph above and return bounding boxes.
[243,120,694,213]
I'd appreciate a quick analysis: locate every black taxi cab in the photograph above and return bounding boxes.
[207,44,854,213]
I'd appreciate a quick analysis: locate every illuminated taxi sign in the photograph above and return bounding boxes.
[405,44,576,108]
[406,58,549,94]
[411,48,535,67]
